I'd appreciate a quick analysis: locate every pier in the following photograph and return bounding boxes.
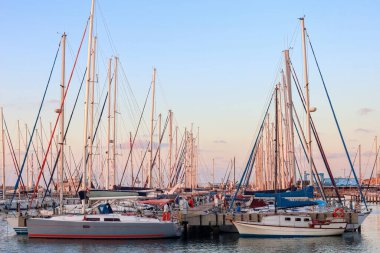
[322,186,380,204]
[179,207,363,235]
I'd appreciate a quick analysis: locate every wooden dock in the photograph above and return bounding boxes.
[180,209,362,234]
[322,186,380,203]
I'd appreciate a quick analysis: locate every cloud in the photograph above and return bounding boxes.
[361,151,376,158]
[47,99,60,104]
[326,152,346,159]
[358,108,375,116]
[213,140,227,144]
[118,140,168,150]
[354,128,373,134]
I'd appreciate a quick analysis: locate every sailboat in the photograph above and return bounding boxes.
[232,83,347,237]
[27,203,181,239]
[25,0,182,239]
[231,18,350,237]
[233,214,346,238]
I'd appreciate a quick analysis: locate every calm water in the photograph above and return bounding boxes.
[1,205,379,253]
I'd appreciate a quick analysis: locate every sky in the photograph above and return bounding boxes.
[0,0,380,187]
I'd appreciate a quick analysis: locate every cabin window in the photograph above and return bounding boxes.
[284,217,291,221]
[104,218,121,222]
[295,218,301,222]
[85,217,100,221]
[304,218,310,222]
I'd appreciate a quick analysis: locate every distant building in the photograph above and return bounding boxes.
[323,177,358,187]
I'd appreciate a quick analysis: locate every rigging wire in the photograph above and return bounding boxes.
[306,30,368,210]
[30,18,89,206]
[9,37,62,205]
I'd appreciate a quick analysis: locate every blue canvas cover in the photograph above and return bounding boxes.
[255,186,314,199]
[276,196,318,209]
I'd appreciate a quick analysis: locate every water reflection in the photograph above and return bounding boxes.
[1,205,379,253]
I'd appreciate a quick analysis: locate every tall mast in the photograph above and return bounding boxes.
[18,120,20,170]
[17,120,21,195]
[168,110,173,187]
[359,144,362,185]
[148,68,156,188]
[376,136,379,178]
[300,17,313,186]
[190,126,194,189]
[59,33,66,214]
[274,85,279,213]
[212,158,215,189]
[175,126,178,163]
[49,122,53,192]
[284,49,296,186]
[82,0,95,213]
[233,156,236,188]
[266,114,271,189]
[56,134,59,192]
[196,126,199,188]
[158,113,162,188]
[25,124,29,190]
[88,36,97,189]
[106,58,112,189]
[112,56,118,188]
[39,118,43,189]
[183,129,187,187]
[278,84,285,189]
[130,132,133,186]
[1,107,5,200]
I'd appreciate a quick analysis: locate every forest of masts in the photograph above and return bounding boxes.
[0,24,200,200]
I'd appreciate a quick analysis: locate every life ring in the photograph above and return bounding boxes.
[333,207,345,218]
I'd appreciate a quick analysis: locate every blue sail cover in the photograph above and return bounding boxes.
[276,196,317,209]
[254,186,314,199]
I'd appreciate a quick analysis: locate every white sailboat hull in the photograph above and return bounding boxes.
[233,214,347,238]
[27,214,181,239]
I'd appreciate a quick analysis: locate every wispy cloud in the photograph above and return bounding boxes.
[326,152,346,159]
[213,140,227,144]
[358,108,375,116]
[354,128,373,134]
[47,99,60,104]
[118,140,168,150]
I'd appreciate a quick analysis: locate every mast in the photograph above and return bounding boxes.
[25,124,29,190]
[190,126,194,189]
[1,107,5,200]
[49,122,53,193]
[278,83,285,189]
[18,120,20,171]
[284,49,296,186]
[196,126,199,188]
[233,157,236,188]
[39,118,43,189]
[59,33,66,214]
[112,56,118,188]
[158,113,161,188]
[130,132,133,186]
[56,134,59,192]
[168,110,173,187]
[274,85,279,213]
[266,114,271,189]
[300,17,313,186]
[212,158,215,189]
[148,68,156,188]
[183,129,188,187]
[82,0,95,213]
[376,136,379,178]
[106,58,112,189]
[88,36,97,189]
[359,144,362,185]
